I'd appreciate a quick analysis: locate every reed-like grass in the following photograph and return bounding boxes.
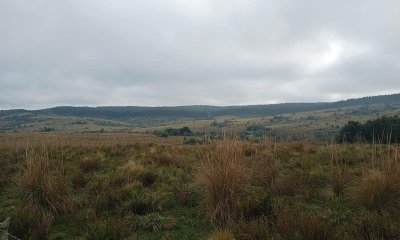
[15,148,74,214]
[197,139,245,227]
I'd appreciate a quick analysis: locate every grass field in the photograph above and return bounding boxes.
[2,103,400,143]
[1,133,400,239]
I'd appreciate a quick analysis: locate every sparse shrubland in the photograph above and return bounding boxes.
[0,133,400,239]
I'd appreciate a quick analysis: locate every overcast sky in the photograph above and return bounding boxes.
[1,0,399,109]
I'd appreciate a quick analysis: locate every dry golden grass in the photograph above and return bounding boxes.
[329,144,347,196]
[0,132,182,151]
[273,204,334,239]
[15,148,74,214]
[346,146,400,216]
[251,155,279,191]
[123,161,145,176]
[347,169,400,214]
[207,229,235,240]
[197,139,246,227]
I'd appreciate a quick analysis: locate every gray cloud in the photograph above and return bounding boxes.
[0,0,399,109]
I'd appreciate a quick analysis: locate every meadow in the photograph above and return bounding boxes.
[1,133,400,239]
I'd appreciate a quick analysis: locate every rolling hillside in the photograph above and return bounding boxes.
[1,93,400,139]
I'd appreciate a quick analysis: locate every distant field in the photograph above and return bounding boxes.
[2,102,400,142]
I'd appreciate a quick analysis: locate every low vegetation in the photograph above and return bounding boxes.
[1,132,400,239]
[153,127,193,137]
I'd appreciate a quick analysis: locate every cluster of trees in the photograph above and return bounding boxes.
[241,125,271,139]
[337,116,400,143]
[154,127,193,137]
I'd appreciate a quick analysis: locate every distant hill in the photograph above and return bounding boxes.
[2,93,400,120]
[1,93,400,135]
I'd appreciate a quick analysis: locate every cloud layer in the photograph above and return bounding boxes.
[1,0,399,109]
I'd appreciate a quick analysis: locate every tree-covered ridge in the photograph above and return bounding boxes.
[1,93,400,120]
[338,115,400,143]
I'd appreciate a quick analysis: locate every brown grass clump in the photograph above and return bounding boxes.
[351,211,400,239]
[85,218,132,240]
[80,155,101,172]
[207,229,235,240]
[152,152,175,166]
[232,218,270,240]
[346,169,400,214]
[252,155,279,191]
[10,203,54,240]
[330,144,347,196]
[331,166,346,196]
[272,203,333,239]
[197,139,246,227]
[72,171,87,188]
[16,150,74,214]
[123,161,145,177]
[296,212,333,240]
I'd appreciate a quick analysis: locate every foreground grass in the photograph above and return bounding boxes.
[0,135,400,239]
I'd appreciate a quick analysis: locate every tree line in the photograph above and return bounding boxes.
[337,115,400,143]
